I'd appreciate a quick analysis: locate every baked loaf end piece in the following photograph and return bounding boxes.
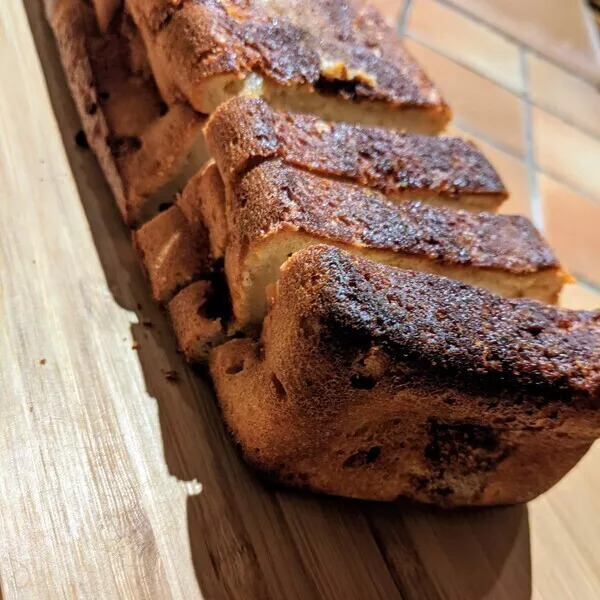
[46,0,208,226]
[211,246,600,506]
[125,0,450,133]
[204,97,506,213]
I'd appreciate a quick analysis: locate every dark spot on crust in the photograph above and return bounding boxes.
[75,130,89,149]
[421,419,510,500]
[106,135,142,158]
[425,420,500,463]
[526,324,544,337]
[350,374,377,390]
[271,374,287,399]
[226,361,244,375]
[163,369,179,383]
[366,446,381,463]
[342,445,381,468]
[314,75,363,100]
[158,101,169,116]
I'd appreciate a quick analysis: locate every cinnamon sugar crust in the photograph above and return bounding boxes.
[234,161,553,275]
[280,246,600,400]
[125,0,450,131]
[204,97,506,211]
[223,160,564,325]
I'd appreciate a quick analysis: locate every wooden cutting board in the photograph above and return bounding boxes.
[1,2,599,598]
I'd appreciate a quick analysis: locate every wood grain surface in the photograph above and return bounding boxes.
[0,1,598,598]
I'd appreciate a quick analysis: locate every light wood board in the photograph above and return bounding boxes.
[0,1,599,598]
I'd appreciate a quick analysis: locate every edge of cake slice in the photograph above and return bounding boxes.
[211,245,600,506]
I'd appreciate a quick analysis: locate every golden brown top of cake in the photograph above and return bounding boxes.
[232,161,556,275]
[127,0,447,109]
[205,97,505,202]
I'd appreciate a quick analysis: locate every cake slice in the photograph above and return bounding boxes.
[211,245,600,506]
[133,204,212,303]
[204,97,507,213]
[200,159,564,327]
[124,0,451,133]
[46,0,208,225]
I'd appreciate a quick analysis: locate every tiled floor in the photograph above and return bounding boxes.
[407,0,524,92]
[444,0,600,82]
[386,0,600,306]
[405,39,526,156]
[527,53,600,138]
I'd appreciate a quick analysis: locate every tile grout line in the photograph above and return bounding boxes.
[402,34,528,160]
[450,119,523,158]
[398,0,414,36]
[520,46,544,231]
[405,30,600,146]
[581,0,600,73]
[572,274,600,295]
[403,14,600,206]
[435,0,600,87]
[405,31,524,96]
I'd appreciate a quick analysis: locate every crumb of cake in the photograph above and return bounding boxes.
[132,342,139,350]
[39,359,46,366]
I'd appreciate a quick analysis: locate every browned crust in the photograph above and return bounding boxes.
[209,246,600,505]
[204,97,506,208]
[213,337,597,505]
[231,161,557,275]
[133,205,212,303]
[46,0,205,226]
[275,246,600,400]
[126,0,450,114]
[48,0,127,215]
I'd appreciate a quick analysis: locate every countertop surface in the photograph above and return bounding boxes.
[1,1,600,598]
